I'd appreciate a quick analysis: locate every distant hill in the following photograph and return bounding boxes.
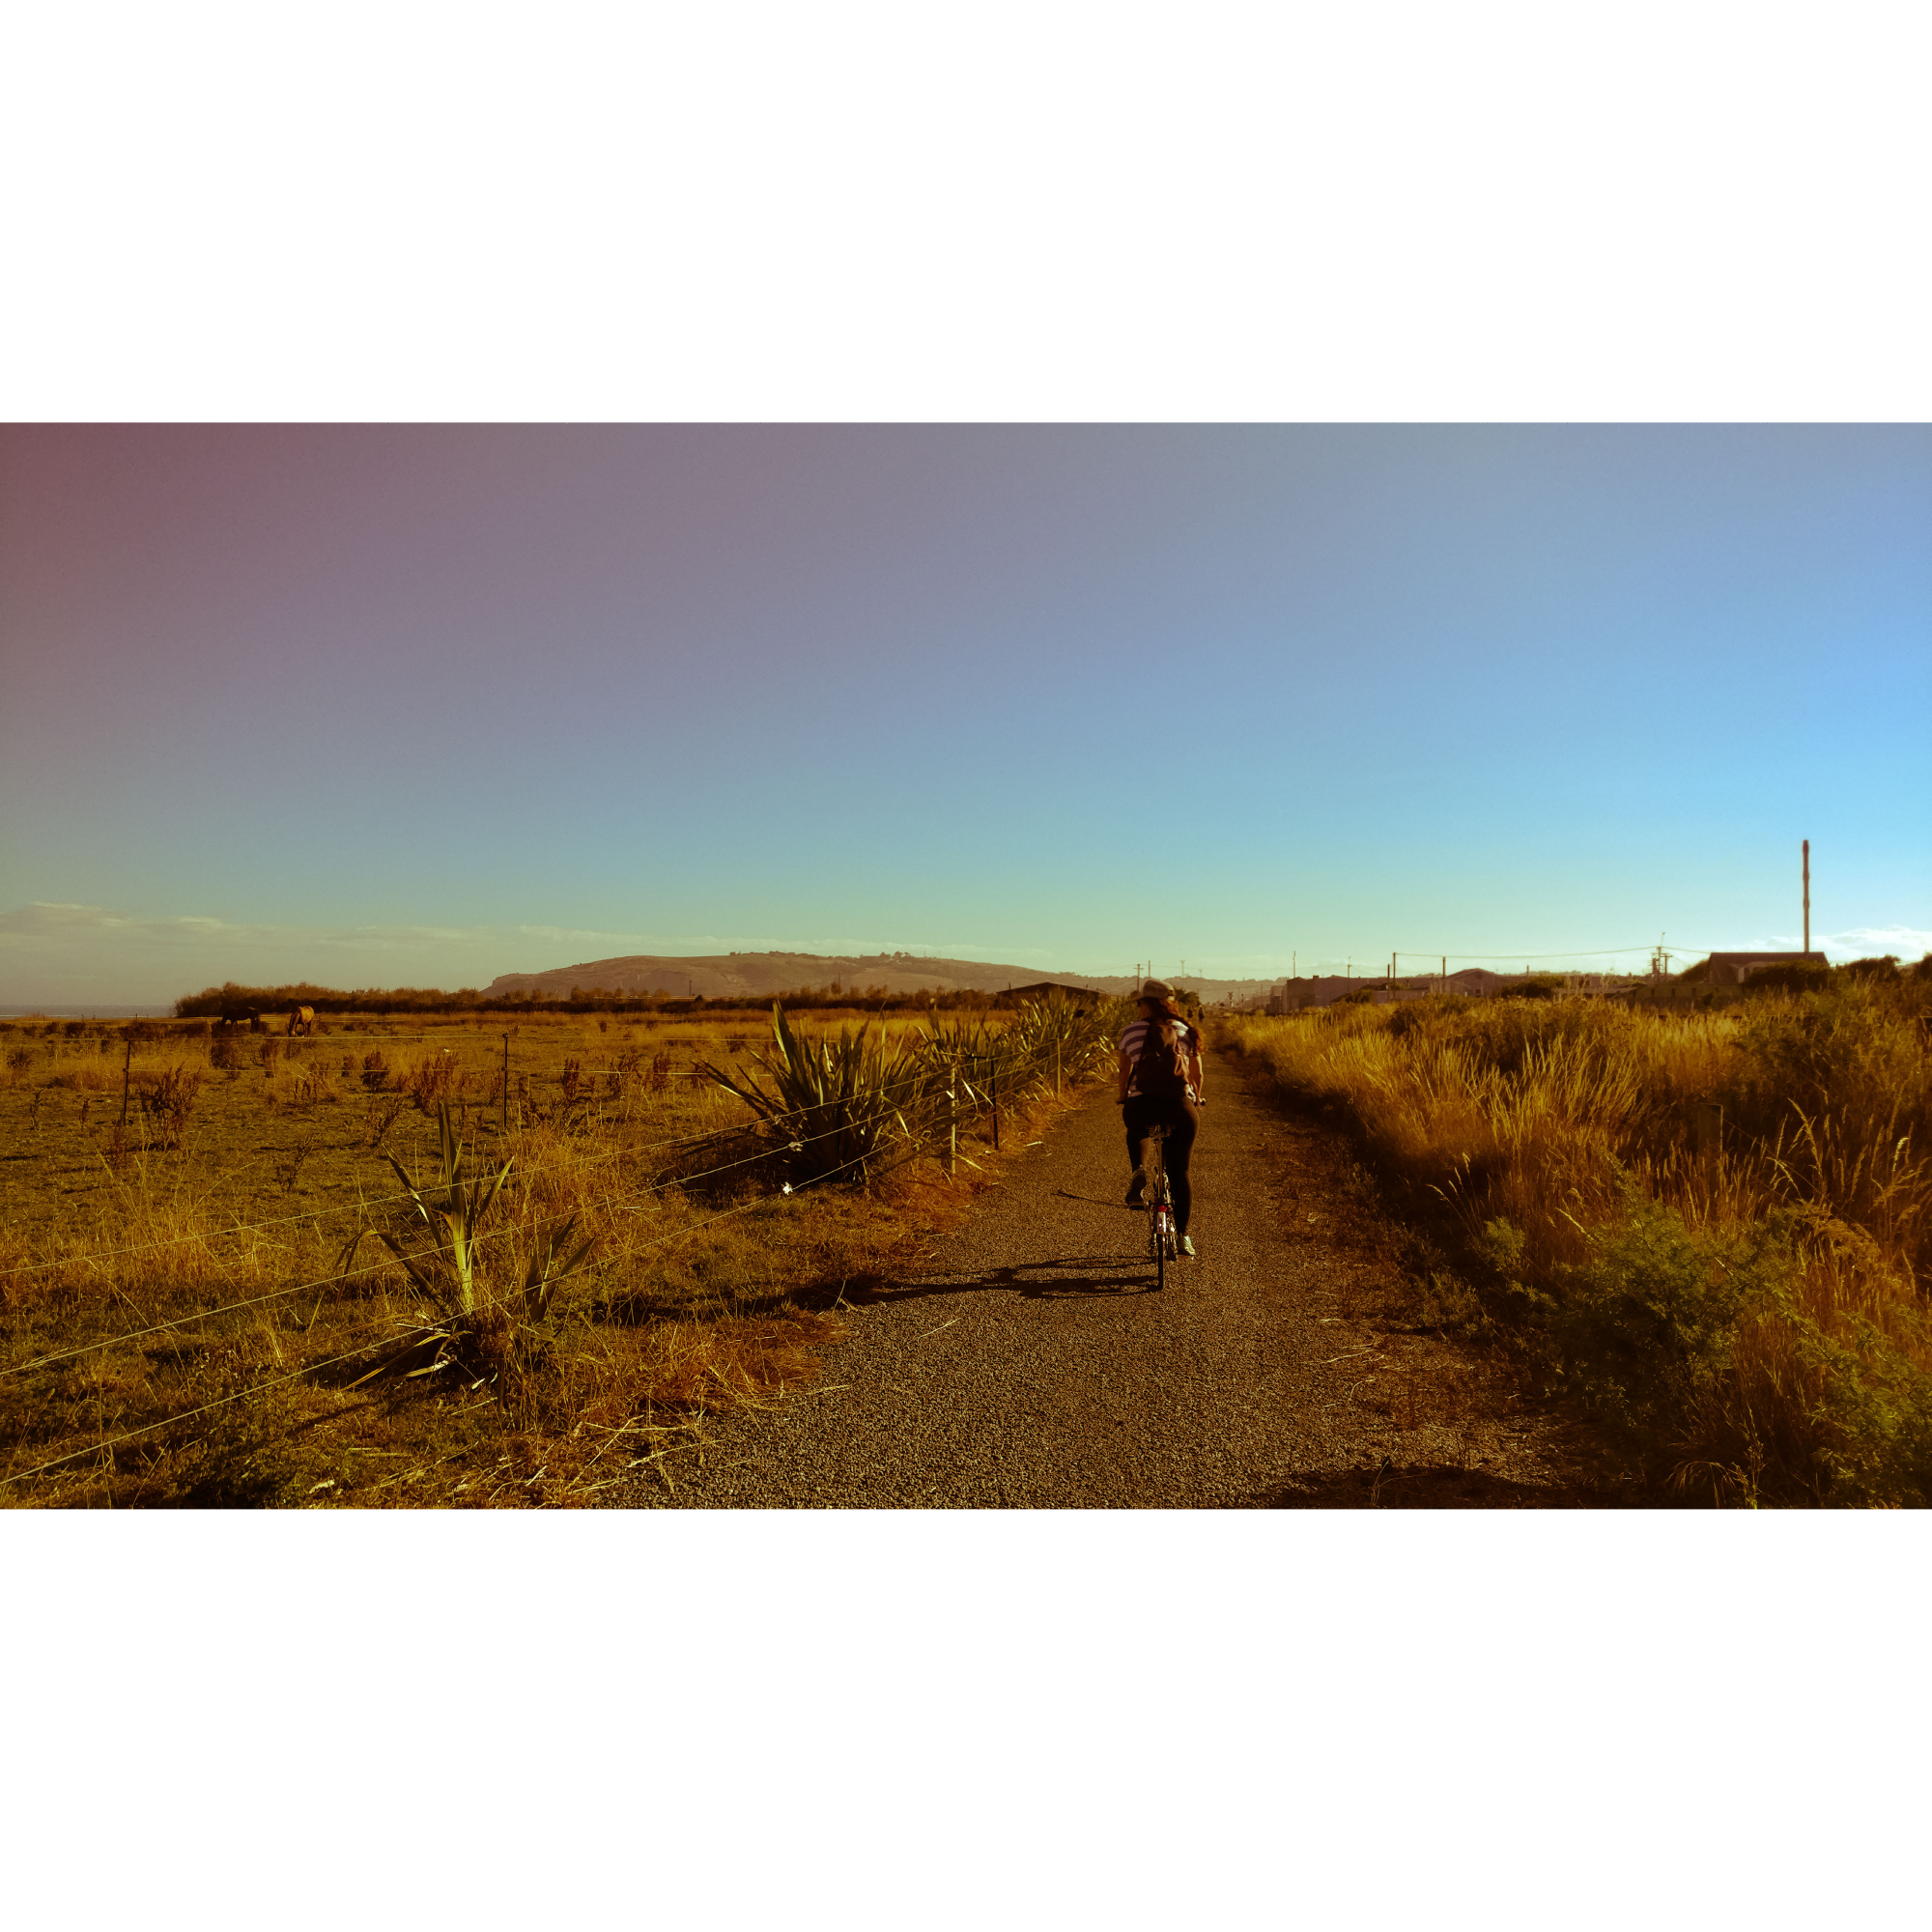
[488,952,1122,1001]
[484,952,1293,1007]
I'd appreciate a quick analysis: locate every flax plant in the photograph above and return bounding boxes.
[699,1005,932,1183]
[358,1100,511,1318]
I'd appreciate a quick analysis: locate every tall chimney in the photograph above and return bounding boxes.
[1803,838,1810,956]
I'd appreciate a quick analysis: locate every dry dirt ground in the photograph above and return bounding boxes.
[624,1049,1611,1509]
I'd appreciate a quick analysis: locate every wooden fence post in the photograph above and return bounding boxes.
[119,1032,132,1126]
[501,1034,510,1136]
[949,1057,957,1176]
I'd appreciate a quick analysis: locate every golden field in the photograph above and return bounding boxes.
[0,999,1115,1506]
[1224,963,1932,1504]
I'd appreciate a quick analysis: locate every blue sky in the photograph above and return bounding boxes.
[2,423,1926,1004]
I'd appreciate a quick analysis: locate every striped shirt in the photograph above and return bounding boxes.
[1119,1017,1200,1102]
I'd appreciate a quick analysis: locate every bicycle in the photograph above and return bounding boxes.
[1143,1121,1179,1291]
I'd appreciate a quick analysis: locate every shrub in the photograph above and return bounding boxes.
[1496,975,1565,1002]
[1542,1196,1758,1446]
[400,1052,458,1114]
[134,1065,205,1150]
[1225,980,1932,1504]
[1742,961,1830,996]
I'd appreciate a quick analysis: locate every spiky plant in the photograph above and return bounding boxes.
[339,1101,599,1388]
[369,1099,511,1317]
[700,1004,933,1184]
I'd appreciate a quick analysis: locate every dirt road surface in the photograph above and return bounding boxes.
[627,1050,1603,1508]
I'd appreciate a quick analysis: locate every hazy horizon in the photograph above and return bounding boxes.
[5,425,1927,1006]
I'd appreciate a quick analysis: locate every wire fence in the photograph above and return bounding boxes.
[0,1137,898,1491]
[0,1081,842,1283]
[0,993,1129,1492]
[2,1009,1115,1282]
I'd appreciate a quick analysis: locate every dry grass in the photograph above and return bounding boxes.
[0,1005,1102,1507]
[1224,972,1932,1505]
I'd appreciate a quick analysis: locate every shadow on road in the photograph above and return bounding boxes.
[1250,1463,1612,1509]
[835,1253,1160,1305]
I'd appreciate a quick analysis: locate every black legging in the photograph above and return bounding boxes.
[1123,1094,1200,1235]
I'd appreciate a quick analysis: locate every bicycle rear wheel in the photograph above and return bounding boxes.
[1146,1128,1168,1288]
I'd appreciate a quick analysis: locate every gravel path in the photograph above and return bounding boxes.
[626,1052,1598,1508]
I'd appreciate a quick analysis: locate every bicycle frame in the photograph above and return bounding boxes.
[1145,1122,1178,1290]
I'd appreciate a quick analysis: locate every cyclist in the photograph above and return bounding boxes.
[1118,979,1205,1258]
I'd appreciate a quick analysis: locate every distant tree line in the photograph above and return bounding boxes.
[172,980,1031,1020]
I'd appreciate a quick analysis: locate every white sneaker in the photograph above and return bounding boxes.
[1180,1236,1197,1259]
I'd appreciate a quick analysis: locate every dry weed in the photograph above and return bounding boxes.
[1227,978,1932,1503]
[2,1005,1104,1507]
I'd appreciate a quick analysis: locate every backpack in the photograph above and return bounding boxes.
[1135,1016,1190,1100]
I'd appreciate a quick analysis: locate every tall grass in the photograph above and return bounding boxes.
[1224,969,1932,1505]
[2,1000,1119,1504]
[699,993,1123,1183]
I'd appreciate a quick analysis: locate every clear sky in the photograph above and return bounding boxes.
[3,423,1926,1005]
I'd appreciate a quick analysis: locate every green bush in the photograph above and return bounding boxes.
[1780,1303,1932,1507]
[1496,975,1565,1002]
[1545,1197,1758,1447]
[1741,961,1830,996]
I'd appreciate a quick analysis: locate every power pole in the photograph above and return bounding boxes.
[1804,838,1811,955]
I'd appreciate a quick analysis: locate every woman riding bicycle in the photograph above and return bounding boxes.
[1118,979,1205,1259]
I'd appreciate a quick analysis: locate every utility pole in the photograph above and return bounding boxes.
[1804,838,1811,955]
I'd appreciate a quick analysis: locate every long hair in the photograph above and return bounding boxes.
[1138,993,1191,1036]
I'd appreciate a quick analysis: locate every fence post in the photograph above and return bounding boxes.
[991,1058,1000,1151]
[119,1032,132,1126]
[949,1057,957,1176]
[501,1034,509,1136]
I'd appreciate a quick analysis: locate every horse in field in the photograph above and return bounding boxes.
[286,1006,316,1037]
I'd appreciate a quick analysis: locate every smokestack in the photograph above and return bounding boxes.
[1804,838,1810,956]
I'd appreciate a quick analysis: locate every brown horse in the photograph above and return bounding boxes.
[287,1006,316,1037]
